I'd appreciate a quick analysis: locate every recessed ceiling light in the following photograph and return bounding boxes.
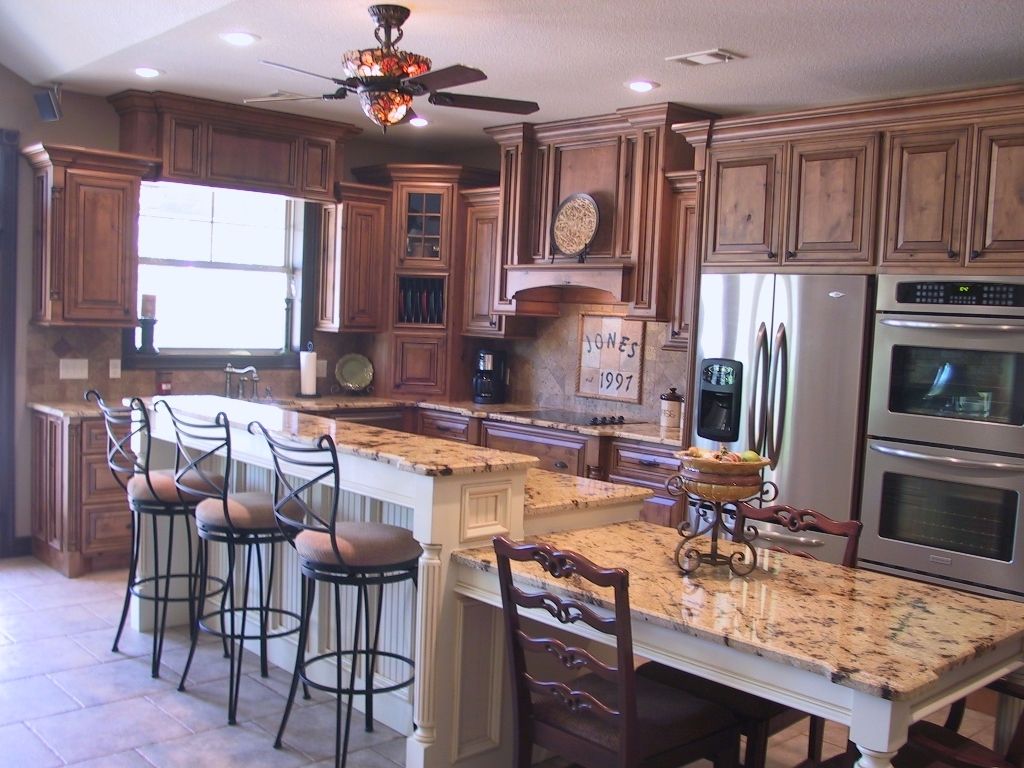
[409,115,429,127]
[666,49,742,66]
[627,80,659,93]
[220,31,260,46]
[134,67,163,78]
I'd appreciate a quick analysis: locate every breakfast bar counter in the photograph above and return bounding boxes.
[453,520,1024,767]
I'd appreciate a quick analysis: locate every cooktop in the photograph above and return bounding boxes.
[510,409,648,427]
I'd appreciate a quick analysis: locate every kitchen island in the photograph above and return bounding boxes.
[454,521,1024,768]
[131,396,652,768]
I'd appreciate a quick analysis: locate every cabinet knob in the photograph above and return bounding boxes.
[670,329,680,338]
[970,250,981,261]
[785,250,796,260]
[766,251,776,260]
[553,460,569,470]
[947,249,958,260]
[488,317,497,327]
[639,458,660,467]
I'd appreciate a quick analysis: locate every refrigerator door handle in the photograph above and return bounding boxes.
[749,322,770,452]
[765,322,788,468]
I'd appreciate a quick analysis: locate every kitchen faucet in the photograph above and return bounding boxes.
[224,364,260,400]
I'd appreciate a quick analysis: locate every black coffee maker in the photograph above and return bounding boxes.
[472,349,507,404]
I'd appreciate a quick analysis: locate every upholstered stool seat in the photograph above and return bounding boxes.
[195,491,278,531]
[252,423,422,768]
[294,523,422,569]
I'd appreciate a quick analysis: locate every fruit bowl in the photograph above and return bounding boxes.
[677,456,770,501]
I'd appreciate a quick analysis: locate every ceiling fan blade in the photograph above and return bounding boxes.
[243,92,316,103]
[428,91,539,114]
[259,59,348,86]
[404,64,486,95]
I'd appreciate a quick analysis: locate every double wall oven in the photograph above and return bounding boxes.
[860,275,1024,600]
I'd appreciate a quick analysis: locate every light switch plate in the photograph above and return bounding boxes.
[317,359,327,378]
[59,358,89,380]
[109,359,121,379]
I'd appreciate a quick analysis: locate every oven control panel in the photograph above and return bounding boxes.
[895,281,1023,307]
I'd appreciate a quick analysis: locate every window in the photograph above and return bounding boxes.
[131,182,304,360]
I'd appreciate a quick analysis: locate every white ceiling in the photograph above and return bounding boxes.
[1,0,1022,152]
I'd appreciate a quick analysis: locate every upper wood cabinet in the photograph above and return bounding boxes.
[881,121,1024,267]
[663,171,701,353]
[315,183,390,333]
[880,127,970,265]
[109,91,359,201]
[705,134,877,267]
[22,144,158,327]
[969,122,1024,266]
[484,104,714,321]
[461,188,535,339]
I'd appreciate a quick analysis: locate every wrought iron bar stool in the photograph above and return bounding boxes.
[250,421,421,768]
[158,402,301,724]
[85,390,215,678]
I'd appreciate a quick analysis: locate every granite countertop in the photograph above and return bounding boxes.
[146,396,540,478]
[523,468,652,517]
[453,520,1024,701]
[28,397,684,447]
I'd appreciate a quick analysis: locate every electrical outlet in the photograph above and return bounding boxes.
[58,358,88,380]
[109,358,121,379]
[317,359,327,378]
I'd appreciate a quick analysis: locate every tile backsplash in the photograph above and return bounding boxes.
[496,303,690,423]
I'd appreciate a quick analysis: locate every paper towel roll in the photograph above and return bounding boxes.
[299,351,317,395]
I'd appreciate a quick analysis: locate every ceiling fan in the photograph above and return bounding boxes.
[246,4,540,131]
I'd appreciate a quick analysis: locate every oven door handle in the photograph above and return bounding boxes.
[880,318,1024,332]
[870,443,1024,472]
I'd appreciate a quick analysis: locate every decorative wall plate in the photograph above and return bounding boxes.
[335,353,374,391]
[551,193,599,260]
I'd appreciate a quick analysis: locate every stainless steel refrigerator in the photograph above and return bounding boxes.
[692,273,872,561]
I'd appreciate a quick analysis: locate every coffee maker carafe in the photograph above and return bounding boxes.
[472,349,507,404]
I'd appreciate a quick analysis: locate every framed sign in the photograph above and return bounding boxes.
[576,314,645,403]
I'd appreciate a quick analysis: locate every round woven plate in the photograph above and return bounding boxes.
[551,193,599,257]
[335,353,374,391]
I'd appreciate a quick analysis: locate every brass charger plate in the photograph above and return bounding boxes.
[551,193,599,258]
[335,353,374,391]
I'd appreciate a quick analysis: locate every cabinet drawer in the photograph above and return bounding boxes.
[81,505,131,556]
[82,418,109,454]
[81,453,125,505]
[608,441,681,481]
[481,421,597,476]
[418,411,477,443]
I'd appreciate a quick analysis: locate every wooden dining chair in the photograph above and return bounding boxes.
[493,535,741,768]
[639,502,863,768]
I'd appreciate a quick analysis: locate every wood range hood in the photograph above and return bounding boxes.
[504,262,634,306]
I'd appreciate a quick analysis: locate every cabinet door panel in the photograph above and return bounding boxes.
[786,136,876,263]
[302,139,332,197]
[314,204,340,332]
[396,183,451,268]
[970,124,1024,265]
[82,506,131,556]
[165,116,204,179]
[705,146,783,264]
[63,171,137,323]
[883,128,969,263]
[392,334,446,395]
[341,199,387,330]
[463,203,500,335]
[207,124,298,191]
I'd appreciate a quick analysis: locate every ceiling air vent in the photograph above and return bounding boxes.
[666,49,742,66]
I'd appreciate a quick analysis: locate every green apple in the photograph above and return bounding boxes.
[740,450,762,462]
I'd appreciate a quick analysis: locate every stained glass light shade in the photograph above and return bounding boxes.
[341,46,431,129]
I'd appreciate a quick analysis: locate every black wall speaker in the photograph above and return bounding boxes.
[33,88,62,122]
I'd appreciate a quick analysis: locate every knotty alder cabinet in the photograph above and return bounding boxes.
[663,171,701,352]
[704,133,878,267]
[23,144,159,326]
[881,121,1024,267]
[480,420,602,478]
[31,413,131,577]
[315,183,389,333]
[606,438,685,527]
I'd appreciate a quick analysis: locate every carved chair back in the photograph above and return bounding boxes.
[155,402,233,521]
[732,501,863,567]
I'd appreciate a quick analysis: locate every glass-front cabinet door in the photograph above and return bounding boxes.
[396,183,452,268]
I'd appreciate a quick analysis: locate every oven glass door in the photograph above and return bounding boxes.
[868,314,1024,453]
[860,439,1024,597]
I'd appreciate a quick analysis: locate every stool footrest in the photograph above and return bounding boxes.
[196,607,302,642]
[300,648,415,697]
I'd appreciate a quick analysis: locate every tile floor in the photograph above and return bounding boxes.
[0,556,998,767]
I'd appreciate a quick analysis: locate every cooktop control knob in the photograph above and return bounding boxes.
[589,417,600,425]
[616,415,625,424]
